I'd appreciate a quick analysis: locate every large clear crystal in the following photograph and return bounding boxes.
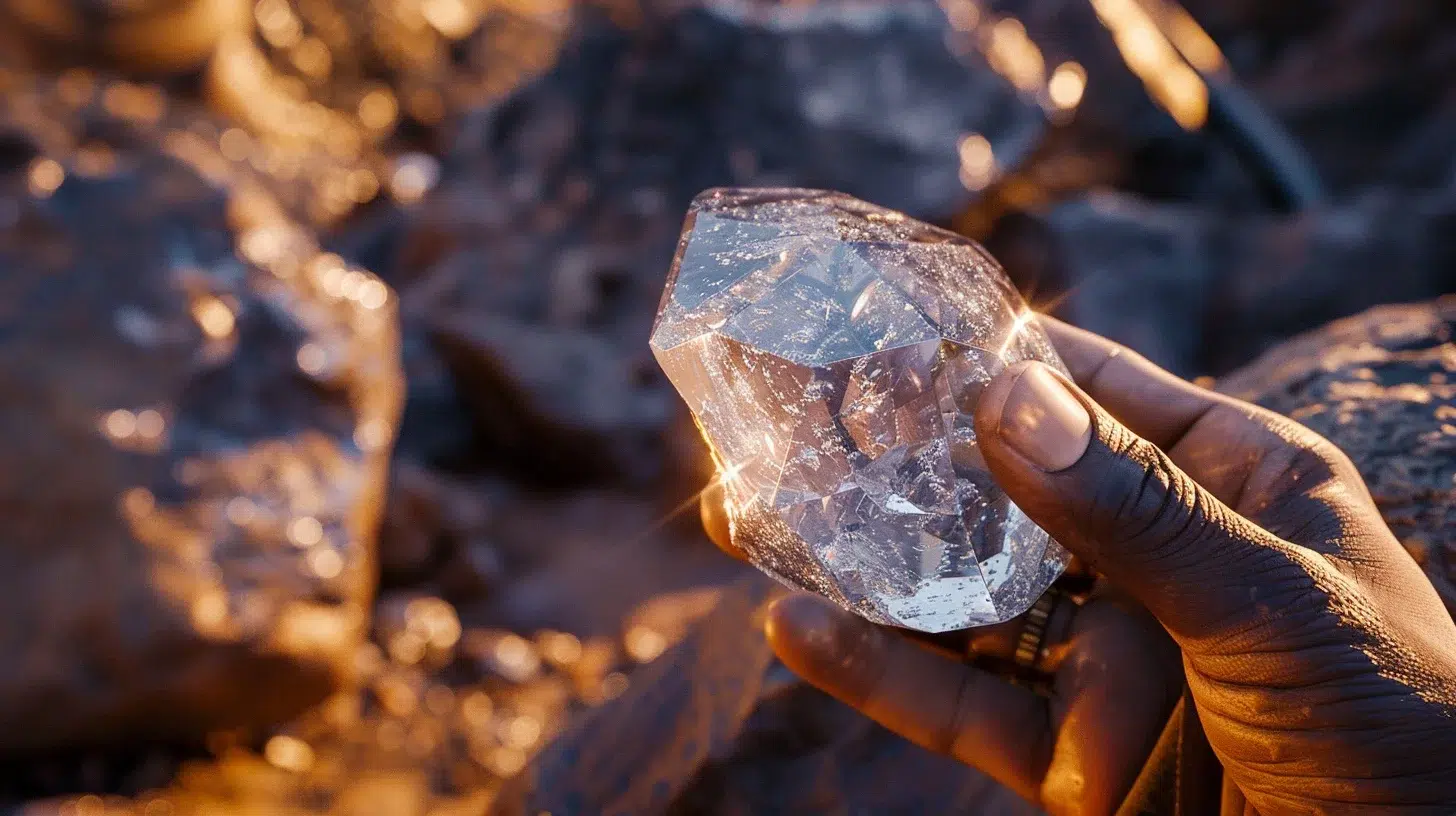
[651,188,1069,633]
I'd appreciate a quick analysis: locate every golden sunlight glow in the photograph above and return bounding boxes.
[288,516,323,547]
[190,590,228,631]
[358,279,390,310]
[492,633,538,677]
[538,631,582,665]
[718,458,750,486]
[504,715,543,749]
[625,626,669,663]
[135,409,165,440]
[1088,0,1209,130]
[297,343,327,375]
[1048,62,1087,111]
[27,158,64,198]
[957,133,996,191]
[357,88,399,131]
[308,548,343,579]
[104,409,137,439]
[121,487,155,519]
[486,746,527,776]
[264,735,315,773]
[1163,2,1226,73]
[942,0,980,31]
[193,296,236,339]
[997,310,1037,359]
[354,418,393,451]
[422,0,479,39]
[984,18,1046,94]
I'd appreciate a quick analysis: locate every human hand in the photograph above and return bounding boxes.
[702,318,1456,815]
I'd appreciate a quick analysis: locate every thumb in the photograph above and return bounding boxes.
[975,361,1297,641]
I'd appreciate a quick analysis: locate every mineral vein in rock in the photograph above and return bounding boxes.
[651,188,1069,632]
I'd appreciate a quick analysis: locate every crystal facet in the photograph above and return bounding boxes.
[651,188,1070,632]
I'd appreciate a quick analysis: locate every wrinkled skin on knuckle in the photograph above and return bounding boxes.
[1234,435,1376,555]
[1080,427,1228,572]
[1172,403,1361,522]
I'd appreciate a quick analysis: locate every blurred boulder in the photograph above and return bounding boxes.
[0,86,402,754]
[1219,296,1456,613]
[431,312,679,485]
[1201,191,1456,374]
[224,0,570,155]
[1031,194,1217,373]
[690,0,1045,217]
[377,462,503,601]
[1019,190,1456,376]
[481,491,747,637]
[1177,0,1456,193]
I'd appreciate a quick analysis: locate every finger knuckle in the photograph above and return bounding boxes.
[1260,413,1358,482]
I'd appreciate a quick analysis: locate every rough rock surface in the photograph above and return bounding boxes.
[1219,297,1456,612]
[234,0,570,155]
[0,86,402,754]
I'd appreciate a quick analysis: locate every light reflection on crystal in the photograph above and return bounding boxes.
[652,188,1069,632]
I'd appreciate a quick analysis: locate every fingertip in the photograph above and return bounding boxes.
[765,593,844,653]
[765,594,874,683]
[699,484,746,561]
[974,359,1035,444]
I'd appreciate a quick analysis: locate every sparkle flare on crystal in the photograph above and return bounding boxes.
[651,188,1069,632]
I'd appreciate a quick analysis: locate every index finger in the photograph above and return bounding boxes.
[1039,316,1219,452]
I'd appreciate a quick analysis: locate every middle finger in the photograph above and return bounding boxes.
[766,592,1054,803]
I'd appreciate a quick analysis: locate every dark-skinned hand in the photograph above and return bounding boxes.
[701,318,1456,815]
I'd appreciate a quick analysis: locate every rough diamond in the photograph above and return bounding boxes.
[650,188,1069,632]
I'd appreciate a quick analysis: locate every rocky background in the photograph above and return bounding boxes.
[0,0,1451,813]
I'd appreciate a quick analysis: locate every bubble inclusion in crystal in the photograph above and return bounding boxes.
[651,188,1070,632]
